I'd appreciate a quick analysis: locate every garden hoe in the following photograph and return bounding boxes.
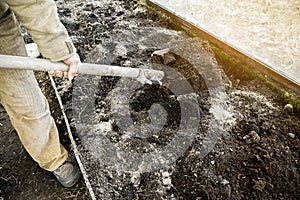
[0,54,165,84]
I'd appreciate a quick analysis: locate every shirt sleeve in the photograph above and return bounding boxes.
[4,0,76,61]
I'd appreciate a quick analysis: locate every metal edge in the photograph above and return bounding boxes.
[147,0,300,94]
[49,75,96,200]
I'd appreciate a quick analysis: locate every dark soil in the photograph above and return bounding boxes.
[1,0,299,200]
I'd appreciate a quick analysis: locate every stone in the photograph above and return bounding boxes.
[243,131,260,144]
[220,179,230,185]
[288,133,295,139]
[283,104,293,114]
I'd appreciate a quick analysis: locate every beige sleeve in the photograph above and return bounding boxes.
[5,0,76,61]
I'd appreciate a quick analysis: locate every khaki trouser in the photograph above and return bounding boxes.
[0,5,68,171]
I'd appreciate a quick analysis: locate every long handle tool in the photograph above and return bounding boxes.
[0,54,164,84]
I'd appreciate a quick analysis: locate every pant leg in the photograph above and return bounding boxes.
[0,5,67,171]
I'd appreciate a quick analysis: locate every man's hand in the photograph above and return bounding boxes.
[49,53,80,81]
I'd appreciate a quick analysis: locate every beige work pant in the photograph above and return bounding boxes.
[0,5,68,171]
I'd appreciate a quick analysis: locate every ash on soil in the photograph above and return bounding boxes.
[1,0,299,200]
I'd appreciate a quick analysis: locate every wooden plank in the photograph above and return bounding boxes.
[147,0,300,94]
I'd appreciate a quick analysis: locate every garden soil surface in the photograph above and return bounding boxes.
[1,0,300,200]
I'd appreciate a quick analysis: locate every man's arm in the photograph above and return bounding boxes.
[5,0,79,79]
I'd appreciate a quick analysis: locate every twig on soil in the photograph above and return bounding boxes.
[9,127,15,134]
[18,148,24,155]
[10,175,18,184]
[0,177,8,182]
[64,195,79,199]
[64,190,80,199]
[18,154,22,164]
[78,102,89,122]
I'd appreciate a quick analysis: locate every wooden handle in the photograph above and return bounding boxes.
[0,54,164,82]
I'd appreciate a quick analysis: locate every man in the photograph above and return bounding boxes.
[0,0,81,187]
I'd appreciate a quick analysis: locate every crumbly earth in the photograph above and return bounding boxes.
[1,0,299,200]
